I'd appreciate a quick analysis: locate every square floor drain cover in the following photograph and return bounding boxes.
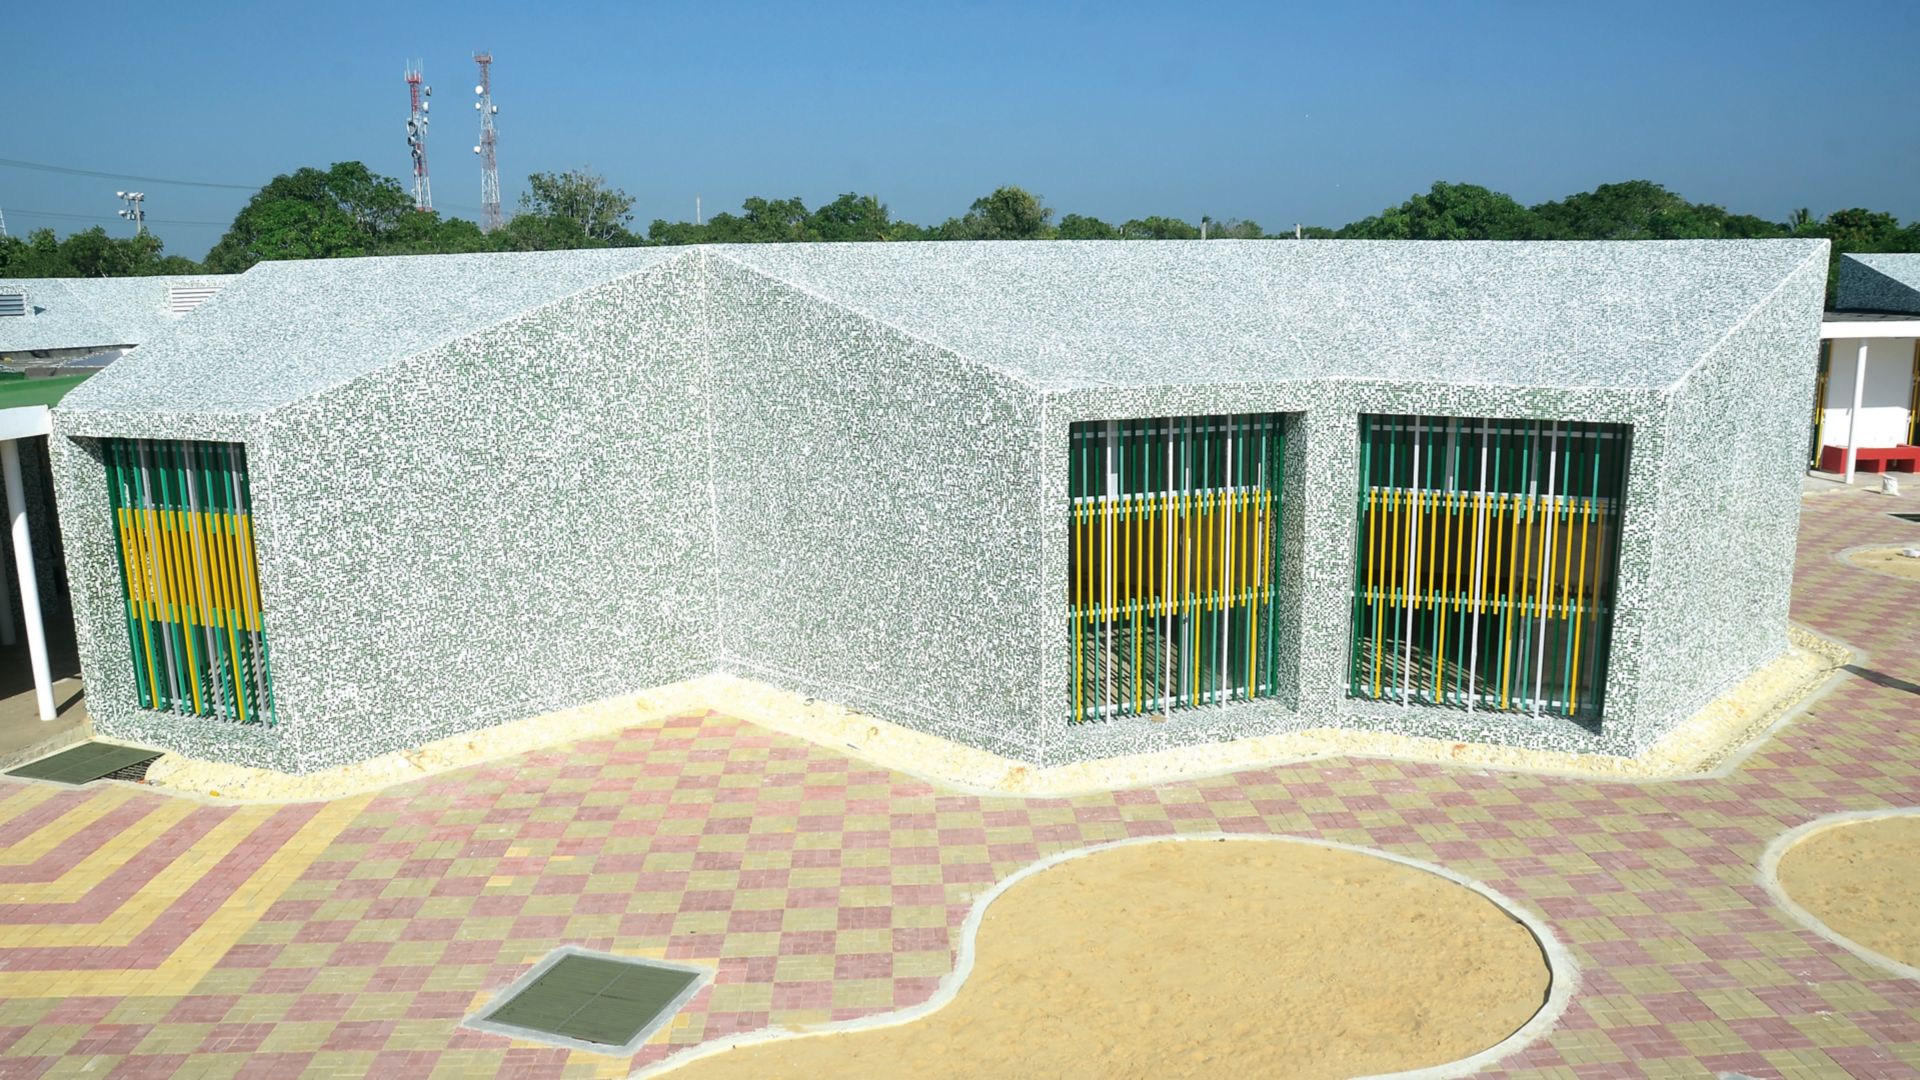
[467,949,709,1053]
[8,742,162,785]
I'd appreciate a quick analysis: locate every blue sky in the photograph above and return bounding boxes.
[3,0,1917,258]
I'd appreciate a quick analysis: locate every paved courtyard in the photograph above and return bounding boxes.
[0,491,1918,1078]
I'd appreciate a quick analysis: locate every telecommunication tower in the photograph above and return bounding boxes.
[403,62,433,212]
[472,53,502,232]
[473,53,502,232]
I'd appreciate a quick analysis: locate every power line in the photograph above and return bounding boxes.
[3,207,231,227]
[0,157,258,191]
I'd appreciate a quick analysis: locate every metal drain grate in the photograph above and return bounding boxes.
[465,949,709,1053]
[8,742,163,785]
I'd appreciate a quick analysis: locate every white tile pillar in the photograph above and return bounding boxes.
[1846,339,1869,485]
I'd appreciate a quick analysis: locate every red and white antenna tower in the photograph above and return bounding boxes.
[403,61,433,212]
[473,52,501,232]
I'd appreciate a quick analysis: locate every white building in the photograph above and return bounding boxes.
[1815,254,1920,481]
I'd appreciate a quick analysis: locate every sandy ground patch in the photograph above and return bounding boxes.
[665,839,1550,1079]
[1846,546,1920,583]
[1777,815,1920,969]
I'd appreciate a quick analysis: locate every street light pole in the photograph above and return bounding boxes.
[115,191,146,236]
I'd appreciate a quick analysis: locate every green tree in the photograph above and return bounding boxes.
[518,169,636,243]
[1529,180,1781,240]
[1339,182,1542,240]
[1120,216,1200,240]
[1057,213,1119,240]
[494,211,604,251]
[702,197,815,243]
[943,186,1052,240]
[377,212,493,256]
[809,193,895,242]
[204,162,414,272]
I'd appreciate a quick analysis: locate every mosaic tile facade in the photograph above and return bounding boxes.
[51,241,1828,771]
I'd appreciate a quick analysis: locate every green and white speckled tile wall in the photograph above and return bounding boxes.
[48,240,1830,772]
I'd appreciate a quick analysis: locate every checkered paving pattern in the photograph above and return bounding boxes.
[2,492,1919,1078]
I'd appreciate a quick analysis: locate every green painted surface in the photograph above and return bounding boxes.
[0,373,93,412]
[485,955,699,1047]
[8,742,160,784]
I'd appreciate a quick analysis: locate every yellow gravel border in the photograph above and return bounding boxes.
[141,627,1846,802]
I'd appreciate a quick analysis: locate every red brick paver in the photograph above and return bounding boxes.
[2,492,1919,1078]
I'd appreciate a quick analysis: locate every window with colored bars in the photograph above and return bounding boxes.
[1069,414,1286,723]
[103,439,275,725]
[1348,415,1629,722]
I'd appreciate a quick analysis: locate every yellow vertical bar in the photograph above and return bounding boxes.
[1186,489,1198,706]
[213,508,248,725]
[1500,492,1517,710]
[1569,498,1593,715]
[1368,487,1382,697]
[162,506,203,715]
[1389,486,1403,690]
[1247,488,1260,693]
[238,514,263,633]
[1433,493,1448,701]
[1121,491,1136,711]
[116,508,160,703]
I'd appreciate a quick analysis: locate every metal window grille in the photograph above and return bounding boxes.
[1810,340,1831,468]
[1346,415,1629,721]
[103,438,275,725]
[1069,414,1286,723]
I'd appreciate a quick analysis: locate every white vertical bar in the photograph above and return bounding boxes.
[1104,421,1117,716]
[1846,339,1869,484]
[2,441,54,721]
[1402,416,1421,706]
[1467,425,1489,717]
[1533,424,1559,716]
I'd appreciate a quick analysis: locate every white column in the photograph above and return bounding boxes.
[1,440,54,721]
[1846,339,1869,484]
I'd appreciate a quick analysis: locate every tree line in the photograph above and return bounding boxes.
[4,163,1916,300]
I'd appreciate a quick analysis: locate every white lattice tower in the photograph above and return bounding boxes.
[474,52,501,232]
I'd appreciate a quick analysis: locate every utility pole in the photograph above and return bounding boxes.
[473,52,501,232]
[696,195,702,226]
[115,191,146,235]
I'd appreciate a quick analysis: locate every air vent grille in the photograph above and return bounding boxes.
[0,293,25,318]
[166,284,221,315]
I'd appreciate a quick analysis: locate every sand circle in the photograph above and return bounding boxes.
[1776,813,1920,971]
[1844,546,1920,583]
[667,838,1554,1079]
